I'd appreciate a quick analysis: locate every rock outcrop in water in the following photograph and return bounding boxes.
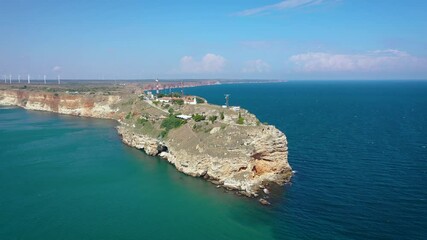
[0,87,292,197]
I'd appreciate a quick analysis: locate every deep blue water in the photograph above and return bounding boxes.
[185,81,427,239]
[1,81,426,239]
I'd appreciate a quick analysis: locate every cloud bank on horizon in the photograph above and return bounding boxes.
[1,0,426,80]
[290,50,427,73]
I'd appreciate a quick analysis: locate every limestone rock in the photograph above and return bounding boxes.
[0,89,293,198]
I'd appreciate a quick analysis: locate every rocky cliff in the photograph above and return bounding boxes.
[0,88,292,198]
[0,90,121,119]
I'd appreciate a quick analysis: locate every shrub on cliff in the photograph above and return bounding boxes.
[172,99,184,105]
[196,97,205,104]
[159,130,168,138]
[159,115,185,138]
[208,115,218,124]
[169,92,182,98]
[168,107,174,115]
[136,118,148,125]
[236,113,244,124]
[192,114,206,122]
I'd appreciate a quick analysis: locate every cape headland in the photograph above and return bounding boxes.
[0,82,292,200]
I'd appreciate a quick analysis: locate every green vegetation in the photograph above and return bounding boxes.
[172,99,184,105]
[196,97,205,104]
[158,92,182,98]
[220,112,224,120]
[136,118,148,125]
[208,115,218,124]
[136,121,157,138]
[169,92,182,98]
[159,115,186,138]
[159,130,168,138]
[125,112,132,120]
[168,107,174,115]
[236,113,245,125]
[192,114,206,122]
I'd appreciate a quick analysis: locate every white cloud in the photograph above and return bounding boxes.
[180,53,226,73]
[242,59,271,73]
[236,0,325,16]
[289,49,427,72]
[52,66,62,72]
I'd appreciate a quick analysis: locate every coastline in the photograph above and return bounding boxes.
[0,84,292,200]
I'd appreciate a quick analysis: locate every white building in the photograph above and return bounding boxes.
[176,114,192,120]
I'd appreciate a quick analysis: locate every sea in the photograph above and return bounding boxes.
[0,81,426,240]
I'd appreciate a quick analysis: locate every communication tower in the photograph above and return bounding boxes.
[225,94,230,108]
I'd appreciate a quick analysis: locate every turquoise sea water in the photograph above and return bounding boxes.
[1,81,426,239]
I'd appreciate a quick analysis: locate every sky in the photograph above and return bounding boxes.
[1,0,426,80]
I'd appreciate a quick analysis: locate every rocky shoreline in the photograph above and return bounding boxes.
[0,87,292,200]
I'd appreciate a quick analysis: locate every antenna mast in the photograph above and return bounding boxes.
[155,78,159,94]
[225,94,230,108]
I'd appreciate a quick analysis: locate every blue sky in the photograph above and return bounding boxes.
[1,0,426,80]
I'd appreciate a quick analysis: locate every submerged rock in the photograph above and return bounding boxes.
[259,198,271,205]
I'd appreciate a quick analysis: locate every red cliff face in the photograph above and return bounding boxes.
[0,90,121,119]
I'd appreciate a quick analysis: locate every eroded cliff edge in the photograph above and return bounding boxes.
[0,87,292,198]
